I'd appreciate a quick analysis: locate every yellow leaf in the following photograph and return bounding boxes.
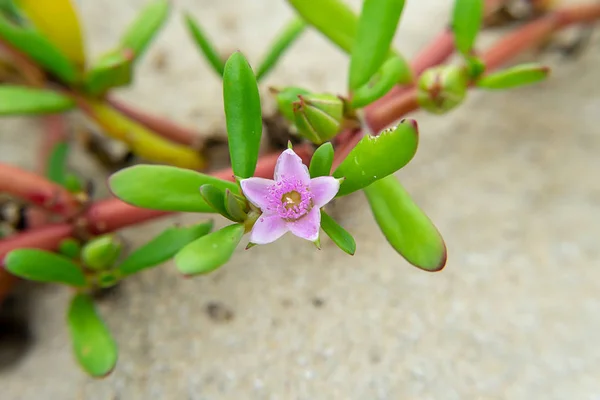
[16,0,86,68]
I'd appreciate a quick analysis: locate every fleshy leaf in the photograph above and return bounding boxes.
[256,17,306,81]
[67,294,118,377]
[0,14,78,83]
[109,165,239,212]
[321,211,356,255]
[351,55,411,108]
[4,249,87,287]
[175,224,245,276]
[83,49,134,96]
[364,175,446,271]
[0,86,75,115]
[309,142,334,178]
[223,52,263,178]
[475,63,550,89]
[117,221,213,276]
[184,13,225,77]
[15,0,86,68]
[81,235,123,271]
[333,119,418,196]
[452,0,484,55]
[349,0,405,90]
[46,141,70,186]
[199,184,233,220]
[120,0,169,60]
[58,238,82,259]
[273,86,311,123]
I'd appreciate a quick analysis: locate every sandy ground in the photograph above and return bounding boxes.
[1,0,600,399]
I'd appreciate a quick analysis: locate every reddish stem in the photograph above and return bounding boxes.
[0,39,44,86]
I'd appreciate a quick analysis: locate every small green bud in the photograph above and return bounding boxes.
[224,189,248,222]
[58,238,82,259]
[417,65,469,114]
[81,235,123,271]
[96,270,121,289]
[271,86,311,123]
[292,94,344,144]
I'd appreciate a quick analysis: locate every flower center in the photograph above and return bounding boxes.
[282,190,302,209]
[265,178,313,221]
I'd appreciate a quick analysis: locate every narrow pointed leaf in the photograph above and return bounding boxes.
[475,63,549,89]
[321,211,356,255]
[256,17,306,81]
[109,165,239,212]
[333,119,418,196]
[83,49,134,96]
[0,86,75,115]
[81,235,123,271]
[200,184,233,220]
[4,249,86,287]
[117,221,213,276]
[46,141,70,185]
[0,14,78,83]
[67,294,118,377]
[184,13,225,77]
[349,0,405,90]
[309,142,334,177]
[16,0,86,68]
[351,55,411,108]
[175,224,245,276]
[364,175,446,271]
[120,0,169,60]
[223,52,263,178]
[452,0,484,55]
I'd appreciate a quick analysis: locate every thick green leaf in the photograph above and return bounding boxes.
[5,249,87,287]
[117,221,213,276]
[364,175,446,271]
[321,211,356,255]
[109,165,239,212]
[83,49,134,96]
[333,119,418,196]
[67,294,118,377]
[46,141,69,185]
[0,14,78,83]
[81,235,123,271]
[120,0,169,59]
[309,142,334,177]
[199,184,233,220]
[475,63,550,90]
[0,86,75,115]
[184,13,225,77]
[256,17,306,81]
[175,224,244,276]
[223,52,263,178]
[452,0,484,55]
[351,55,411,108]
[349,0,405,90]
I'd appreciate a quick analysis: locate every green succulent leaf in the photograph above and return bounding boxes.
[120,0,170,60]
[83,49,134,96]
[309,142,334,178]
[273,86,311,123]
[364,175,446,271]
[256,17,306,81]
[109,165,239,213]
[67,294,118,377]
[223,52,263,179]
[81,235,123,271]
[0,86,75,115]
[0,13,78,83]
[351,55,411,108]
[4,249,87,287]
[117,221,213,276]
[349,0,405,90]
[199,184,233,220]
[175,223,245,276]
[58,238,82,259]
[46,141,70,186]
[475,63,550,89]
[333,119,418,196]
[321,211,356,255]
[184,12,225,77]
[451,0,484,55]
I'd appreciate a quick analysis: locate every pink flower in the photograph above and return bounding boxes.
[240,149,340,245]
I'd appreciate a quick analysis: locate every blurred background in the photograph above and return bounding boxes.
[1,0,599,398]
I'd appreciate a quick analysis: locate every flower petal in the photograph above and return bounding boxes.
[310,176,340,208]
[240,177,274,211]
[249,214,289,244]
[274,149,310,185]
[288,207,320,242]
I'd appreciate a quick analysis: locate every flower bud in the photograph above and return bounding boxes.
[224,189,248,222]
[417,65,468,114]
[292,94,344,144]
[81,234,123,271]
[270,86,311,123]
